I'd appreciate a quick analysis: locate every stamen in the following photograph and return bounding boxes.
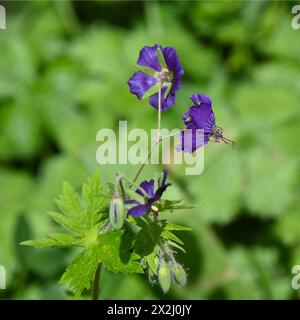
[151,205,159,213]
[161,72,170,82]
[222,136,236,149]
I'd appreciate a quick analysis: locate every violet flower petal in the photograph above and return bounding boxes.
[128,71,158,100]
[189,104,216,136]
[137,45,161,72]
[127,204,150,217]
[137,179,155,198]
[190,94,212,107]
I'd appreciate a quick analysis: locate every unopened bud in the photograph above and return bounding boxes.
[172,262,187,287]
[158,259,171,293]
[109,195,125,230]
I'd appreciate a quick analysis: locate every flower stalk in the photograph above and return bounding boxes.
[119,174,149,198]
[92,263,102,300]
[132,81,162,183]
[157,80,162,140]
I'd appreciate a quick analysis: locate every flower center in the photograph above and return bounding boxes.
[161,70,170,82]
[155,69,172,84]
[151,205,159,213]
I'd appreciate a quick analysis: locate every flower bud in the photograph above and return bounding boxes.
[109,195,125,230]
[158,259,171,293]
[172,262,187,287]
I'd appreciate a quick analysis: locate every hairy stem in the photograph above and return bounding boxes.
[160,130,181,141]
[92,263,102,300]
[119,178,126,199]
[158,81,162,137]
[132,142,159,183]
[120,174,149,198]
[132,82,162,183]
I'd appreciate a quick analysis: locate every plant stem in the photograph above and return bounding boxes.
[120,174,149,198]
[119,178,126,199]
[132,141,159,183]
[160,130,181,141]
[132,82,162,183]
[92,263,102,300]
[158,81,162,137]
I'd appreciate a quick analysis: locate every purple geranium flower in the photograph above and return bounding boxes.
[126,170,171,217]
[177,94,235,153]
[128,45,184,111]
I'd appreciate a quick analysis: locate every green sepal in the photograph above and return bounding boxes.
[136,65,156,76]
[157,47,168,70]
[164,82,172,99]
[141,81,160,100]
[158,259,171,293]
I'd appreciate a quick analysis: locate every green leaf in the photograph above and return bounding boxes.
[54,182,86,234]
[162,230,184,245]
[49,171,108,235]
[97,231,143,274]
[21,171,114,297]
[47,211,81,234]
[165,223,192,231]
[157,47,168,70]
[82,170,107,226]
[60,245,101,297]
[167,240,186,253]
[59,229,143,297]
[158,200,194,213]
[21,233,82,248]
[145,250,158,275]
[141,82,160,100]
[134,221,164,256]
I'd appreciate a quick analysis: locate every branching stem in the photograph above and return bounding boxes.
[119,174,149,198]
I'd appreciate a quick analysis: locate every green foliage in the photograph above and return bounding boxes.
[59,230,143,296]
[21,233,83,248]
[158,200,194,213]
[21,170,190,297]
[60,245,101,296]
[21,171,143,297]
[1,0,300,300]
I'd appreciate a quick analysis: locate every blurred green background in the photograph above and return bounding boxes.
[1,0,300,300]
